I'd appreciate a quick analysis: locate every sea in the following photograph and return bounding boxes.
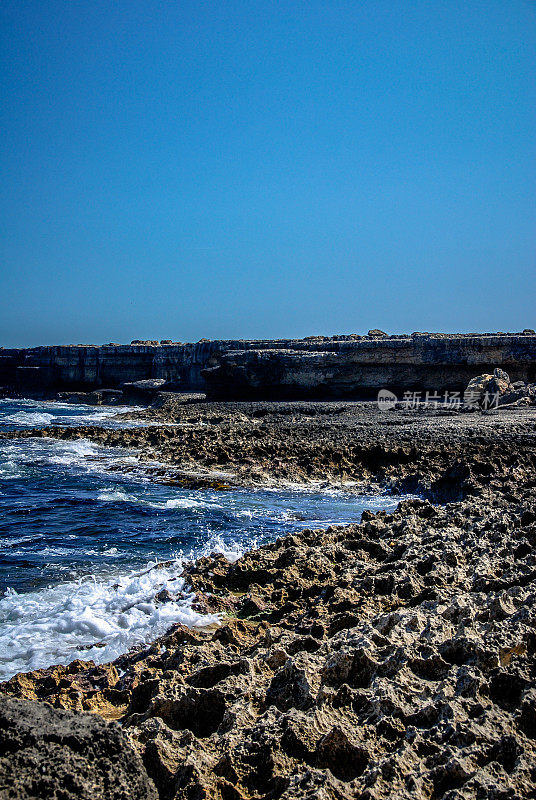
[0,398,402,681]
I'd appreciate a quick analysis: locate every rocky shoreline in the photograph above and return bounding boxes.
[1,401,536,799]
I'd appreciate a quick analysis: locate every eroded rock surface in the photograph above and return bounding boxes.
[1,403,536,798]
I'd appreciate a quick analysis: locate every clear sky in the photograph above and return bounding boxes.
[1,1,535,347]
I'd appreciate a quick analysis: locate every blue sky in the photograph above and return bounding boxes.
[1,1,535,347]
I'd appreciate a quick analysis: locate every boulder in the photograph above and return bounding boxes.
[100,389,124,404]
[121,379,168,401]
[498,384,536,407]
[57,391,91,404]
[87,389,124,405]
[151,392,206,410]
[463,374,493,408]
[487,368,512,399]
[464,369,514,408]
[493,367,511,383]
[367,329,388,337]
[0,697,157,800]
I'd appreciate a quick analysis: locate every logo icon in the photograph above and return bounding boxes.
[377,389,397,411]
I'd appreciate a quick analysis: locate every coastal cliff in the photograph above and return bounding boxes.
[1,331,535,399]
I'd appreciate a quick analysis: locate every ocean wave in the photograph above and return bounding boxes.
[97,488,139,504]
[5,411,55,426]
[159,497,222,510]
[0,438,147,499]
[0,459,23,481]
[0,534,44,548]
[233,507,304,522]
[0,398,146,429]
[198,534,244,563]
[96,488,222,510]
[0,427,406,681]
[0,560,220,681]
[0,438,98,475]
[48,439,103,467]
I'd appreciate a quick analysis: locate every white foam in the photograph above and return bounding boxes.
[0,534,42,548]
[97,488,139,504]
[233,507,302,522]
[159,497,223,510]
[6,411,55,426]
[0,398,147,429]
[0,459,23,480]
[49,439,101,466]
[0,560,220,681]
[197,534,245,563]
[96,488,221,511]
[0,437,133,484]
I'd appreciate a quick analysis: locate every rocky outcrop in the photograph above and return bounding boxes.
[3,398,535,493]
[1,332,535,399]
[464,368,536,409]
[0,696,157,799]
[2,406,536,798]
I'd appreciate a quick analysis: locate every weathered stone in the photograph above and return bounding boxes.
[265,660,313,711]
[0,697,157,799]
[368,329,388,337]
[464,373,494,406]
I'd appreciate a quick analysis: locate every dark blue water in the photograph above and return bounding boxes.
[0,399,402,680]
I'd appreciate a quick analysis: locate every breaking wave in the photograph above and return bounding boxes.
[0,560,220,680]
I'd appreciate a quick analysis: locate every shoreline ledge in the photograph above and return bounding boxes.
[1,400,536,799]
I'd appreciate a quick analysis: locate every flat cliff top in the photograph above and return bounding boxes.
[2,329,536,353]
